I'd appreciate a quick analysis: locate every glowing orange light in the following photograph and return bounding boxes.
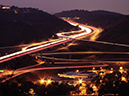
[46,79,52,85]
[29,88,35,95]
[78,78,83,84]
[121,76,127,82]
[76,70,79,72]
[14,10,18,14]
[21,39,59,51]
[110,68,113,73]
[40,79,45,84]
[100,80,103,83]
[120,66,123,70]
[76,23,78,26]
[90,28,103,41]
[92,85,98,92]
[79,86,86,95]
[110,71,113,73]
[69,43,78,46]
[22,47,28,51]
[2,6,10,9]
[93,70,96,73]
[115,74,118,77]
[119,66,124,73]
[111,68,113,70]
[100,73,103,75]
[92,67,96,73]
[58,73,60,76]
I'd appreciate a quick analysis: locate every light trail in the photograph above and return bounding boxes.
[39,55,129,64]
[2,64,108,83]
[71,37,129,48]
[22,39,60,51]
[16,61,45,71]
[0,20,93,63]
[61,19,129,48]
[35,51,129,56]
[0,38,72,63]
[50,39,77,52]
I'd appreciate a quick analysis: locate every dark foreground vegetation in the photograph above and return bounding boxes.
[1,69,129,96]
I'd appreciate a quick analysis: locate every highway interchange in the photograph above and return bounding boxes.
[1,19,129,83]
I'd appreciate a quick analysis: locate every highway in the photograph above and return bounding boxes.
[39,55,129,64]
[0,19,101,83]
[1,19,129,63]
[34,51,129,56]
[1,19,129,83]
[62,19,129,47]
[1,64,108,83]
[0,21,93,63]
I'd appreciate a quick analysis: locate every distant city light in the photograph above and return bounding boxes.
[2,6,10,9]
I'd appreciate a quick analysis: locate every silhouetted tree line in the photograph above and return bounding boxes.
[0,4,79,47]
[0,76,79,96]
[54,9,124,28]
[92,71,129,96]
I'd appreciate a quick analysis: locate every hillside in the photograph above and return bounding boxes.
[0,5,78,47]
[97,15,129,44]
[54,9,124,28]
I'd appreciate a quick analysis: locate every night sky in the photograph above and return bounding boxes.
[0,0,129,14]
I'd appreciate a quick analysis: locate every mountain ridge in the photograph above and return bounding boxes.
[54,9,124,28]
[0,5,78,47]
[97,15,129,44]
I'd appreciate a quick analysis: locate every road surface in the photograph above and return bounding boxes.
[0,21,93,63]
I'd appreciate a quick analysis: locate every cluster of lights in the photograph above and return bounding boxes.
[39,79,52,86]
[78,78,87,95]
[119,66,127,73]
[92,67,97,73]
[109,68,113,73]
[2,6,10,9]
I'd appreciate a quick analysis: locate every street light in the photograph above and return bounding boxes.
[39,79,45,84]
[78,78,83,84]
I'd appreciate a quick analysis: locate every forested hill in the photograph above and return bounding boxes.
[0,5,78,47]
[54,9,124,28]
[97,15,129,44]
